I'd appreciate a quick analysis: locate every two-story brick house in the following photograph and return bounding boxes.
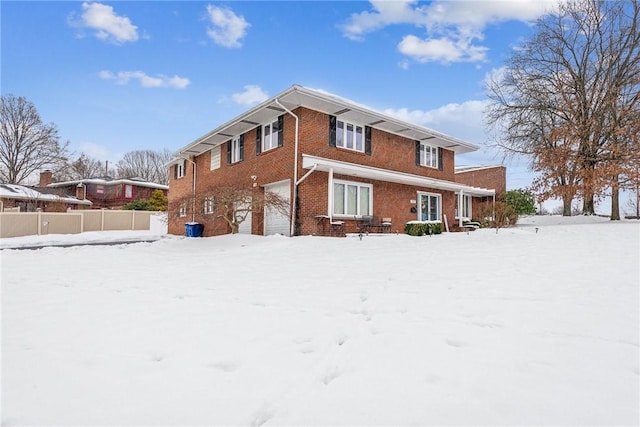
[168,85,505,237]
[42,171,169,210]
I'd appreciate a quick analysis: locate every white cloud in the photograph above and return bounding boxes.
[75,2,139,44]
[230,85,269,106]
[205,5,250,48]
[341,0,557,64]
[398,34,488,64]
[99,70,190,89]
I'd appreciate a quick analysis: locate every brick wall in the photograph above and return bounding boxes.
[455,166,506,196]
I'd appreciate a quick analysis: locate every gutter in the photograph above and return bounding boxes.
[274,98,299,237]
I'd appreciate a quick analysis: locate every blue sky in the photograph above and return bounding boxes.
[2,1,559,191]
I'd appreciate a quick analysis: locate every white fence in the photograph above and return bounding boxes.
[0,210,155,239]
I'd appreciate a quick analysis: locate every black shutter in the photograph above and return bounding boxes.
[277,115,284,147]
[226,141,232,164]
[239,134,245,161]
[173,164,178,179]
[255,126,262,156]
[365,126,372,156]
[415,141,421,166]
[438,147,443,171]
[329,115,336,147]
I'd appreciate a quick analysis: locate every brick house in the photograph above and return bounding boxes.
[168,85,505,237]
[0,184,92,212]
[42,171,169,210]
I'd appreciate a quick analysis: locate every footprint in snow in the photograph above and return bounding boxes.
[249,403,274,427]
[150,353,165,362]
[322,365,342,385]
[445,338,467,348]
[208,360,240,372]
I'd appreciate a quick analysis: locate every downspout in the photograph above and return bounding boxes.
[458,190,464,228]
[274,99,299,237]
[181,156,197,223]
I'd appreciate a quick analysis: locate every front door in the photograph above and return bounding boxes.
[418,192,441,221]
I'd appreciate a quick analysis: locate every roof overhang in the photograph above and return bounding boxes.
[302,154,495,197]
[174,85,479,159]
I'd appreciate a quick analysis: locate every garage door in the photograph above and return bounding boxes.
[237,198,252,234]
[264,180,291,236]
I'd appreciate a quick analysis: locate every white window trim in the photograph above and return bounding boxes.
[262,120,280,152]
[204,197,215,215]
[179,203,187,218]
[417,191,442,222]
[332,179,373,218]
[419,143,438,169]
[124,184,133,199]
[230,137,242,163]
[336,119,365,153]
[455,194,472,220]
[176,161,186,179]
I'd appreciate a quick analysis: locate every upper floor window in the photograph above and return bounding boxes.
[333,180,372,217]
[419,143,438,168]
[336,119,364,152]
[227,136,244,164]
[262,119,282,152]
[174,160,186,179]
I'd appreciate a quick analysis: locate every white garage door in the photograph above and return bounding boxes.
[264,180,291,236]
[238,198,252,234]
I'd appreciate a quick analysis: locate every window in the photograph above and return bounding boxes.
[262,119,281,152]
[203,197,215,214]
[124,185,133,199]
[456,194,472,219]
[179,203,187,218]
[336,119,364,152]
[418,192,441,221]
[227,136,244,164]
[333,180,372,217]
[419,143,438,168]
[175,160,186,179]
[210,146,221,170]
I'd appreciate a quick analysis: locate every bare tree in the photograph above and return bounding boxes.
[116,149,172,185]
[170,183,290,234]
[56,153,110,181]
[486,0,640,217]
[0,94,69,184]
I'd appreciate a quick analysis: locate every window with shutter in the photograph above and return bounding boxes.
[418,142,439,169]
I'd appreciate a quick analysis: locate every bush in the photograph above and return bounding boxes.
[475,201,518,229]
[123,199,152,210]
[500,189,537,215]
[404,221,443,236]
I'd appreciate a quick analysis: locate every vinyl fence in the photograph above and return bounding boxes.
[0,210,155,239]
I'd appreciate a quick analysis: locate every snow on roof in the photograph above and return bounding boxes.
[47,178,168,190]
[0,184,92,205]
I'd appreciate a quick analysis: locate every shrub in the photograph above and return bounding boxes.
[123,199,152,210]
[500,189,537,215]
[404,221,443,236]
[475,201,518,229]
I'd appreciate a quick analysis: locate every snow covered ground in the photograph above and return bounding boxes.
[1,216,638,426]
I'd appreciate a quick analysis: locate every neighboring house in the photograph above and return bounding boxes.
[168,85,505,237]
[0,184,92,212]
[42,171,169,210]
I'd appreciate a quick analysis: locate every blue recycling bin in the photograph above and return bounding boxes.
[185,222,204,237]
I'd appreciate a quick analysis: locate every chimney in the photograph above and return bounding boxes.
[76,183,85,200]
[39,170,53,187]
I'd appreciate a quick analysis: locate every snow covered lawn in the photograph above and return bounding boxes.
[2,217,638,426]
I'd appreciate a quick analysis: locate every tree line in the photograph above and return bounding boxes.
[0,94,172,186]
